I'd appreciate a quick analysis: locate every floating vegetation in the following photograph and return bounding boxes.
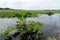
[1,27,17,37]
[16,19,43,40]
[0,10,39,19]
[0,10,60,18]
[1,19,43,40]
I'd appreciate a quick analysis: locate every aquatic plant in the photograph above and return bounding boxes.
[16,19,43,40]
[0,10,39,18]
[0,10,59,18]
[1,19,43,40]
[1,27,10,37]
[1,27,17,37]
[0,10,44,40]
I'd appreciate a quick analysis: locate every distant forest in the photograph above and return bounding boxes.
[0,8,12,10]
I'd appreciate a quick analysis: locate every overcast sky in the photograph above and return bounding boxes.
[0,0,60,10]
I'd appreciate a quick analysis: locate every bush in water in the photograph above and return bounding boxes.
[1,19,43,40]
[16,19,43,40]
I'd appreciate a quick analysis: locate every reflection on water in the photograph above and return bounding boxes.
[26,14,60,37]
[39,14,60,37]
[0,18,18,40]
[0,14,60,40]
[0,18,18,33]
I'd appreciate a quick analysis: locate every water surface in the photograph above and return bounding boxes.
[26,14,60,37]
[0,14,60,40]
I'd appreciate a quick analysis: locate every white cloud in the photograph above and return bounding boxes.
[0,0,60,10]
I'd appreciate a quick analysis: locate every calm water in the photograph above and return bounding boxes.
[0,14,60,40]
[26,14,60,37]
[0,18,18,32]
[0,18,18,40]
[39,14,60,37]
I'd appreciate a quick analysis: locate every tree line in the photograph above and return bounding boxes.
[0,8,12,10]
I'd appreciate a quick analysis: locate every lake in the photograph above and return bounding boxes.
[0,14,60,40]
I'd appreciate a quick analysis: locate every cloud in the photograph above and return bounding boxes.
[0,0,60,10]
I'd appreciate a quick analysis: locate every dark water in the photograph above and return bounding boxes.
[38,14,60,37]
[0,14,60,40]
[26,14,60,37]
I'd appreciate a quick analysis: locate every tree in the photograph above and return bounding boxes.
[4,8,10,10]
[0,8,3,10]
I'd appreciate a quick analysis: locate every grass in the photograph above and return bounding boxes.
[0,10,38,18]
[0,10,60,18]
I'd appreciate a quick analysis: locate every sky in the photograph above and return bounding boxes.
[0,0,60,10]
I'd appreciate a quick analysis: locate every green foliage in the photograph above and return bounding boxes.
[16,19,43,34]
[1,19,43,37]
[0,10,39,18]
[27,21,43,34]
[0,10,59,18]
[1,27,10,37]
[1,27,17,37]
